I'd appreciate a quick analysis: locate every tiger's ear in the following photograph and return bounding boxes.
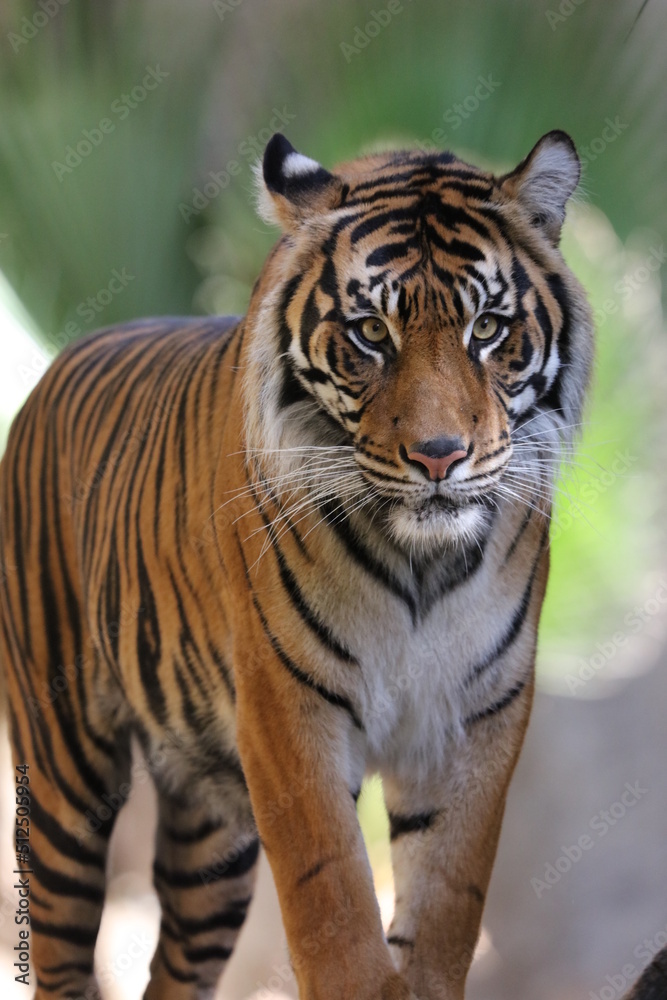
[256,133,343,229]
[500,130,580,244]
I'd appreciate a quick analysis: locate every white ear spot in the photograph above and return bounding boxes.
[257,132,341,230]
[282,152,323,178]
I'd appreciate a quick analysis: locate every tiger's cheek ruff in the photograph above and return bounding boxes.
[0,131,595,1000]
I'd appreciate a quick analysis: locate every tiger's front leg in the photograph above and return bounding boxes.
[382,679,534,1000]
[234,631,414,1000]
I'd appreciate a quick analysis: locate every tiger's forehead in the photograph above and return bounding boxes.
[322,170,516,326]
[339,256,515,338]
[334,147,493,187]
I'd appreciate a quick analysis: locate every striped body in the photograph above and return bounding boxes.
[1,133,593,1000]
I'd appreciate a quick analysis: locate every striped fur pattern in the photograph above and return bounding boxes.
[1,132,593,1000]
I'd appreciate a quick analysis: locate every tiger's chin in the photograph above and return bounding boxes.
[385,495,491,551]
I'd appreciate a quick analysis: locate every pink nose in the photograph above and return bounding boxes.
[406,437,468,481]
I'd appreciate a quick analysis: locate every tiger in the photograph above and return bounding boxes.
[0,128,596,1000]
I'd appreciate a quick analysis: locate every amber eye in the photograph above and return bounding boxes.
[358,317,389,344]
[472,313,500,341]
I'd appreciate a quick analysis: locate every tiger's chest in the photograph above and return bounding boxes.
[284,508,540,783]
[355,585,522,778]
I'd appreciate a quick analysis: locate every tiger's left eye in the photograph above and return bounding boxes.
[471,313,500,341]
[359,317,389,344]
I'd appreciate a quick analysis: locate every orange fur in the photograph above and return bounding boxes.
[1,133,593,999]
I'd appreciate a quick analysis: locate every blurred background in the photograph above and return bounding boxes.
[1,0,666,997]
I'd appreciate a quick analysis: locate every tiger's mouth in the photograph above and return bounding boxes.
[406,491,491,526]
[415,493,485,513]
[381,487,494,548]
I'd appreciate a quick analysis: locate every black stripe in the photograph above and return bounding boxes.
[163,898,250,937]
[366,239,417,268]
[252,594,364,731]
[135,539,167,725]
[464,534,546,687]
[30,797,105,869]
[425,223,487,262]
[37,975,85,993]
[247,467,311,562]
[30,916,98,946]
[41,961,93,976]
[387,935,415,949]
[163,815,226,845]
[6,671,47,780]
[467,884,485,904]
[167,568,215,705]
[28,888,53,911]
[299,285,320,360]
[348,165,443,195]
[32,847,105,903]
[420,527,490,615]
[357,443,400,469]
[428,199,493,241]
[388,811,438,841]
[183,944,233,964]
[157,944,197,983]
[319,499,418,623]
[39,427,114,799]
[502,506,532,564]
[297,857,333,886]
[350,206,419,245]
[465,678,528,726]
[11,411,36,662]
[476,443,511,464]
[258,510,358,666]
[154,837,259,888]
[345,176,491,209]
[539,272,571,415]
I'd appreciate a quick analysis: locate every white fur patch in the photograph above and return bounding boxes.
[386,502,489,551]
[542,342,561,388]
[507,384,537,415]
[282,152,323,178]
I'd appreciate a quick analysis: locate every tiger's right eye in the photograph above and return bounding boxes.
[472,313,500,341]
[358,317,389,344]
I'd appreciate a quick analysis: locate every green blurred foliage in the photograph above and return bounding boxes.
[0,3,223,338]
[540,208,665,675]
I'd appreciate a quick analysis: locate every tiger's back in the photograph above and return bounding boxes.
[2,314,242,721]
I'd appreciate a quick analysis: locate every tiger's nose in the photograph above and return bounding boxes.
[405,436,469,481]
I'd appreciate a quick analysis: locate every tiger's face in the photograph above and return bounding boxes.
[250,134,593,549]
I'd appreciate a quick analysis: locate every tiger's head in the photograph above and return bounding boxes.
[245,132,593,550]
